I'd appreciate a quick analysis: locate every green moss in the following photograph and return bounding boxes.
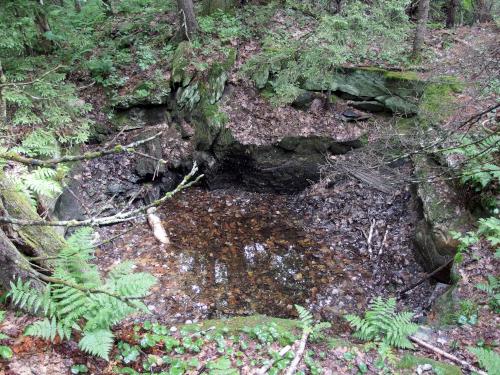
[419,82,455,123]
[385,70,419,81]
[181,315,300,334]
[438,75,466,93]
[398,354,461,375]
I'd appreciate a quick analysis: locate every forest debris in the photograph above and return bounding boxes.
[409,335,487,375]
[284,330,310,375]
[147,207,170,244]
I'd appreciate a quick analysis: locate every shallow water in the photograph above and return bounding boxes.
[160,189,331,318]
[99,183,427,324]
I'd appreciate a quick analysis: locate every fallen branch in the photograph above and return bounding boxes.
[409,335,487,375]
[0,132,163,167]
[284,330,310,375]
[0,163,202,227]
[255,345,292,375]
[399,257,453,296]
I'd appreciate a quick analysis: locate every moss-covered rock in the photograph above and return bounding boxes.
[398,354,461,375]
[303,67,427,114]
[412,155,472,280]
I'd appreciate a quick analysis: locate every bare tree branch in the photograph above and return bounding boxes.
[0,163,202,227]
[0,132,163,167]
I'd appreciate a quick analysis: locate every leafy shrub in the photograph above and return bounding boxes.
[8,228,156,360]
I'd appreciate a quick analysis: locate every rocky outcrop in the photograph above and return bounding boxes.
[208,135,362,193]
[412,155,472,282]
[250,65,427,115]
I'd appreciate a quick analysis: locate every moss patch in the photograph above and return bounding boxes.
[181,315,300,334]
[398,354,461,375]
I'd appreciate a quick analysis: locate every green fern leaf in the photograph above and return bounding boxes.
[468,347,500,374]
[78,329,114,360]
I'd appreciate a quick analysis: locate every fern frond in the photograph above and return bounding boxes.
[345,297,417,349]
[25,316,58,341]
[468,347,500,374]
[78,329,114,360]
[295,304,313,329]
[107,272,156,298]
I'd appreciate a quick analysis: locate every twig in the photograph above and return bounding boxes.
[284,330,310,375]
[367,219,375,257]
[255,345,292,375]
[0,132,163,167]
[399,257,453,296]
[378,228,388,258]
[0,65,66,88]
[409,335,487,375]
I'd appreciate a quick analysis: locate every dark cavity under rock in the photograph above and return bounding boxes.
[208,135,363,193]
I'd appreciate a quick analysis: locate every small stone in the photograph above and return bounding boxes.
[293,273,303,281]
[185,320,193,324]
[170,326,177,332]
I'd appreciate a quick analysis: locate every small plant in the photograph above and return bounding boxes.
[476,275,500,313]
[0,311,13,360]
[345,297,419,349]
[468,347,500,374]
[295,304,331,341]
[8,228,156,360]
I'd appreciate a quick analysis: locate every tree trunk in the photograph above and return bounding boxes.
[0,59,6,129]
[0,229,41,291]
[74,0,82,12]
[176,0,199,40]
[446,0,458,27]
[0,172,66,259]
[412,0,430,59]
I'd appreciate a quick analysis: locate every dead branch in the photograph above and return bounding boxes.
[284,330,310,375]
[409,335,487,375]
[399,257,454,296]
[0,163,202,227]
[255,345,292,375]
[0,132,163,167]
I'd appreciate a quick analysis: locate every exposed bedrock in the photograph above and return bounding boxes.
[412,155,473,282]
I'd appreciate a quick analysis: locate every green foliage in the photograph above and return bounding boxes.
[476,275,500,313]
[8,229,156,360]
[345,297,419,349]
[468,347,500,374]
[451,216,500,262]
[448,132,500,191]
[243,0,412,105]
[295,304,331,340]
[199,11,248,42]
[0,311,13,360]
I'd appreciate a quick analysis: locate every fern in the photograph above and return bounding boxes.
[476,275,500,313]
[22,167,62,198]
[78,329,115,361]
[345,297,419,349]
[8,228,156,360]
[294,305,331,341]
[468,347,500,374]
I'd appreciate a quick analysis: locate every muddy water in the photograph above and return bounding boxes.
[160,189,331,318]
[99,182,427,324]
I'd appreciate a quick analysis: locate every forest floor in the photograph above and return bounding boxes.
[1,19,499,375]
